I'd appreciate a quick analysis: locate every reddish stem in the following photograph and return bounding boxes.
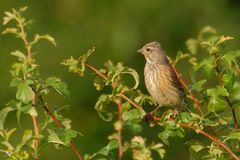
[213,61,238,129]
[116,99,123,160]
[180,123,240,160]
[38,95,84,160]
[172,65,204,116]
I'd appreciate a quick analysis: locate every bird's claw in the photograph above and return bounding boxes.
[145,112,154,124]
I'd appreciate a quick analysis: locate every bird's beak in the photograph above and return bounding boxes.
[137,48,144,54]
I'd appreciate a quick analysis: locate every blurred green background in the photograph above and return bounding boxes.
[0,0,240,159]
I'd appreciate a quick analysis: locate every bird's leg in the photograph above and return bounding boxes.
[145,105,162,124]
[172,108,179,118]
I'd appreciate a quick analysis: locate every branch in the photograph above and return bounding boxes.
[31,93,39,160]
[153,116,239,160]
[38,94,84,160]
[85,63,239,159]
[180,123,240,160]
[172,65,204,116]
[116,99,123,160]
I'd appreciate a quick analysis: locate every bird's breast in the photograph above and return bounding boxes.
[144,64,182,107]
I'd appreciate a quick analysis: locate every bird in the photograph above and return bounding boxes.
[137,41,190,120]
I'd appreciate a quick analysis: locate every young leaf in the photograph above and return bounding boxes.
[111,66,139,90]
[150,143,166,159]
[0,107,15,130]
[19,130,32,148]
[31,34,57,46]
[122,108,146,121]
[2,28,18,35]
[189,79,207,92]
[222,72,235,92]
[10,50,26,61]
[95,94,113,122]
[215,36,234,46]
[206,86,229,97]
[186,39,198,55]
[222,51,240,68]
[16,83,34,104]
[98,140,118,156]
[186,140,206,153]
[208,96,227,113]
[47,129,65,146]
[175,51,190,64]
[57,128,79,145]
[45,77,70,99]
[62,47,95,76]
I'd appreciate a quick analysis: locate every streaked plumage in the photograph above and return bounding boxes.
[138,41,189,111]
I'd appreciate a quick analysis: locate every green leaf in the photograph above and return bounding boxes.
[222,72,235,92]
[20,130,32,147]
[47,129,65,146]
[151,143,166,159]
[93,75,106,91]
[95,94,113,122]
[158,121,184,145]
[215,35,234,46]
[175,51,190,64]
[0,107,15,130]
[226,132,240,141]
[16,83,34,104]
[186,140,205,153]
[125,121,142,134]
[10,78,23,87]
[208,96,227,113]
[186,39,198,55]
[57,128,79,145]
[10,50,26,60]
[179,112,191,123]
[222,51,240,68]
[2,28,18,35]
[206,86,229,97]
[122,108,146,121]
[45,77,70,99]
[98,140,118,156]
[3,11,16,25]
[111,63,139,89]
[189,79,207,92]
[62,47,95,76]
[193,58,214,72]
[31,34,57,46]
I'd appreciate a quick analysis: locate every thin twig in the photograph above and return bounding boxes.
[18,15,39,160]
[116,99,123,160]
[37,94,84,160]
[213,55,238,129]
[172,65,217,135]
[31,93,39,160]
[172,65,204,116]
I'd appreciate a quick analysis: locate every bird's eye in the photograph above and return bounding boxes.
[146,48,151,52]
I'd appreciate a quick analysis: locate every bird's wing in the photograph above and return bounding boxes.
[168,64,191,112]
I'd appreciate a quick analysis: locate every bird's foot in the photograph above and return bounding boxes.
[145,112,154,124]
[172,109,179,118]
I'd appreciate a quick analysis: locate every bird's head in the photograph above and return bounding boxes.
[137,41,167,64]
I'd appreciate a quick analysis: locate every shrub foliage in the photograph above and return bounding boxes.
[1,7,240,160]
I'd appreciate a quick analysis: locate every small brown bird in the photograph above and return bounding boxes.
[138,41,190,117]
